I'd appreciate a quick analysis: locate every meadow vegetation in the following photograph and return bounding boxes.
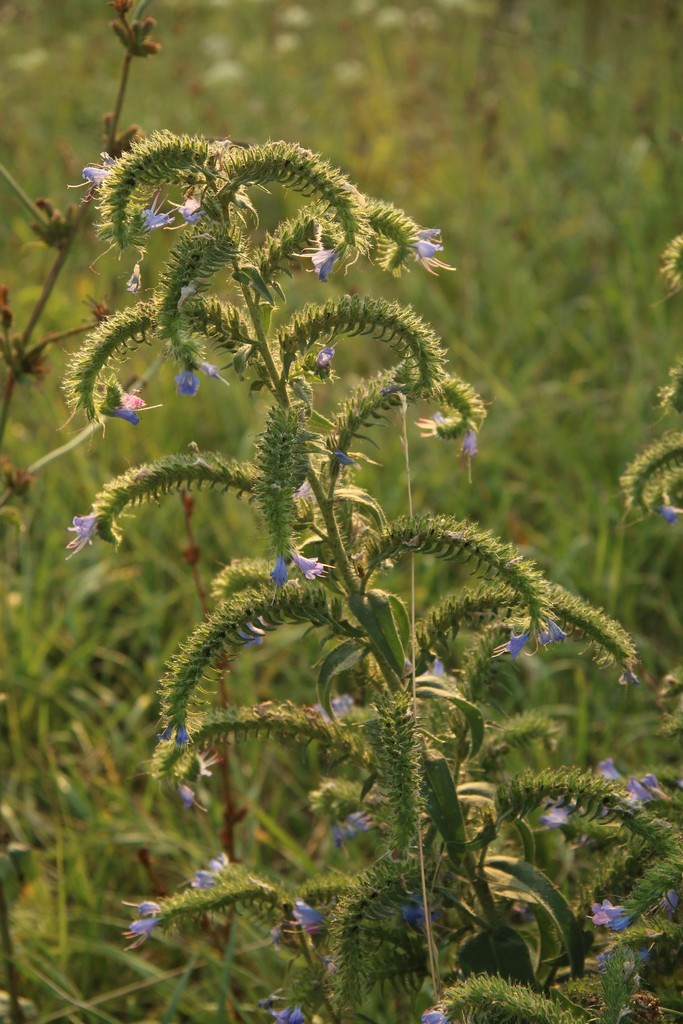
[1,1,682,1020]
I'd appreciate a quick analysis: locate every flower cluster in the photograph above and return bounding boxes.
[270,550,329,586]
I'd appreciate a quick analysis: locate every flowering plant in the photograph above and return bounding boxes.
[62,131,680,1023]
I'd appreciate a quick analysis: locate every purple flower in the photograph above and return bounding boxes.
[316,346,335,369]
[309,248,339,282]
[413,229,454,274]
[81,154,114,187]
[178,784,196,809]
[619,668,640,686]
[659,890,678,919]
[421,1012,448,1024]
[107,390,146,425]
[66,514,98,557]
[270,555,288,587]
[127,263,142,294]
[380,382,403,397]
[538,619,568,646]
[176,196,202,223]
[292,898,324,934]
[271,1008,304,1024]
[136,900,162,916]
[432,657,445,676]
[401,897,438,930]
[589,899,632,931]
[495,630,530,659]
[626,773,665,804]
[291,550,327,579]
[191,870,216,889]
[332,449,357,467]
[141,193,174,231]
[124,916,160,948]
[539,800,573,829]
[208,852,229,873]
[176,725,189,746]
[657,505,679,524]
[157,725,173,742]
[331,694,354,716]
[200,361,228,384]
[461,429,477,458]
[332,811,372,847]
[597,758,621,780]
[175,370,200,396]
[237,622,265,647]
[293,480,315,502]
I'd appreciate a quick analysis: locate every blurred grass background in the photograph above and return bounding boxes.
[1,0,683,1019]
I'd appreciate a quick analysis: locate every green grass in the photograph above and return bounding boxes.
[2,1,683,1019]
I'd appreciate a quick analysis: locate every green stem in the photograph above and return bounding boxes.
[25,320,99,359]
[0,879,24,1024]
[0,373,15,449]
[106,48,133,154]
[240,285,289,405]
[0,161,47,222]
[306,470,359,595]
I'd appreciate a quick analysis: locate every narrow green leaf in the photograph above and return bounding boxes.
[348,590,405,677]
[423,751,467,861]
[389,595,411,654]
[416,685,485,756]
[318,640,367,716]
[485,856,586,977]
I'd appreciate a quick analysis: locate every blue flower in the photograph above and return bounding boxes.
[413,229,454,274]
[421,1011,448,1024]
[66,514,98,557]
[380,382,403,397]
[175,196,202,223]
[461,429,477,457]
[495,630,530,659]
[589,899,632,931]
[401,897,438,930]
[270,1008,304,1024]
[657,505,680,523]
[432,657,445,676]
[176,725,189,745]
[191,870,216,889]
[291,550,327,579]
[293,480,315,502]
[81,154,114,187]
[157,725,173,742]
[331,693,354,716]
[332,811,372,847]
[309,248,339,282]
[200,361,228,384]
[626,773,665,804]
[124,916,160,948]
[597,757,621,780]
[332,449,358,467]
[237,622,265,647]
[178,784,196,809]
[208,852,229,873]
[110,406,141,425]
[539,799,573,829]
[316,346,335,369]
[270,555,288,587]
[619,668,640,686]
[175,370,200,396]
[141,193,174,231]
[127,263,142,294]
[538,619,568,646]
[292,898,324,933]
[659,890,678,919]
